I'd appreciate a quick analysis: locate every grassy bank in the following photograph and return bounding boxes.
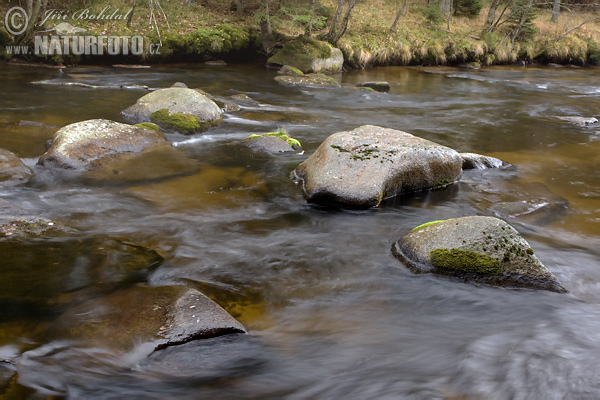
[1,0,599,66]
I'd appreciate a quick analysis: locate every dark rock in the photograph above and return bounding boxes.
[357,81,390,92]
[54,285,246,352]
[121,87,222,134]
[0,149,33,186]
[230,94,260,107]
[170,82,188,88]
[292,125,463,208]
[392,216,567,293]
[244,136,296,154]
[267,38,343,73]
[204,60,227,66]
[460,152,509,169]
[275,73,341,88]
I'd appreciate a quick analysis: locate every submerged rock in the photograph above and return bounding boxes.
[121,87,222,134]
[292,125,463,208]
[267,38,343,73]
[0,149,33,186]
[0,199,71,239]
[357,82,390,92]
[38,119,169,171]
[392,216,567,293]
[555,116,598,126]
[54,285,246,352]
[0,236,162,307]
[460,152,508,169]
[275,73,341,88]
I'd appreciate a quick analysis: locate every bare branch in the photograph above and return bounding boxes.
[554,15,600,42]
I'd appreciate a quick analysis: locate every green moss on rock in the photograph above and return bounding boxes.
[411,218,455,232]
[245,129,301,149]
[430,248,502,275]
[150,109,221,134]
[134,122,161,132]
[268,37,334,73]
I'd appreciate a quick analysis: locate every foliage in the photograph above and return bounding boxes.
[421,5,445,25]
[507,0,538,41]
[589,40,600,64]
[453,0,483,17]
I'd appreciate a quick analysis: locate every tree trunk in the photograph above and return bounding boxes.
[482,0,500,36]
[439,0,452,16]
[230,0,245,14]
[333,0,357,43]
[17,0,45,45]
[305,0,316,35]
[511,0,534,43]
[260,0,275,53]
[327,0,345,42]
[551,0,560,22]
[390,0,409,32]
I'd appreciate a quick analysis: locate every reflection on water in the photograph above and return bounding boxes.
[0,62,599,398]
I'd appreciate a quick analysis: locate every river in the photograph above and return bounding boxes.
[0,62,599,399]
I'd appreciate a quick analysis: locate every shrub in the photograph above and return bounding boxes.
[421,5,445,25]
[454,0,483,17]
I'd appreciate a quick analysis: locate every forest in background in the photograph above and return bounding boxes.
[1,0,599,66]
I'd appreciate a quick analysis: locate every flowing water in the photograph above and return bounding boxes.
[0,62,599,399]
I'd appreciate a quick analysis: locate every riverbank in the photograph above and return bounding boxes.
[1,0,599,67]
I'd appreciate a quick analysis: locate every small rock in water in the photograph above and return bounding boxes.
[357,81,390,92]
[459,152,509,169]
[0,149,33,186]
[392,216,567,293]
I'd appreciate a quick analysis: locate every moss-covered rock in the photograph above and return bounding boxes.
[278,65,304,76]
[243,129,301,154]
[357,82,390,92]
[121,87,222,134]
[268,37,343,73]
[411,219,455,232]
[292,125,463,208]
[150,109,221,135]
[134,122,162,133]
[392,216,567,292]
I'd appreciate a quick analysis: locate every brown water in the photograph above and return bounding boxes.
[0,62,599,399]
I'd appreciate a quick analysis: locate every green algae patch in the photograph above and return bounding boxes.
[246,129,301,149]
[430,248,502,275]
[150,109,221,134]
[411,218,455,232]
[134,122,161,132]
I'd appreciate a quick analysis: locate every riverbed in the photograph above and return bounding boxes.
[0,62,599,398]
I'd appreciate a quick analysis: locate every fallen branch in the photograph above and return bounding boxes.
[554,15,600,42]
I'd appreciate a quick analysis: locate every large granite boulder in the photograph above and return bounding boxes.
[38,119,169,170]
[267,37,343,73]
[292,125,463,208]
[392,216,567,293]
[121,87,222,134]
[0,149,33,186]
[54,285,246,352]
